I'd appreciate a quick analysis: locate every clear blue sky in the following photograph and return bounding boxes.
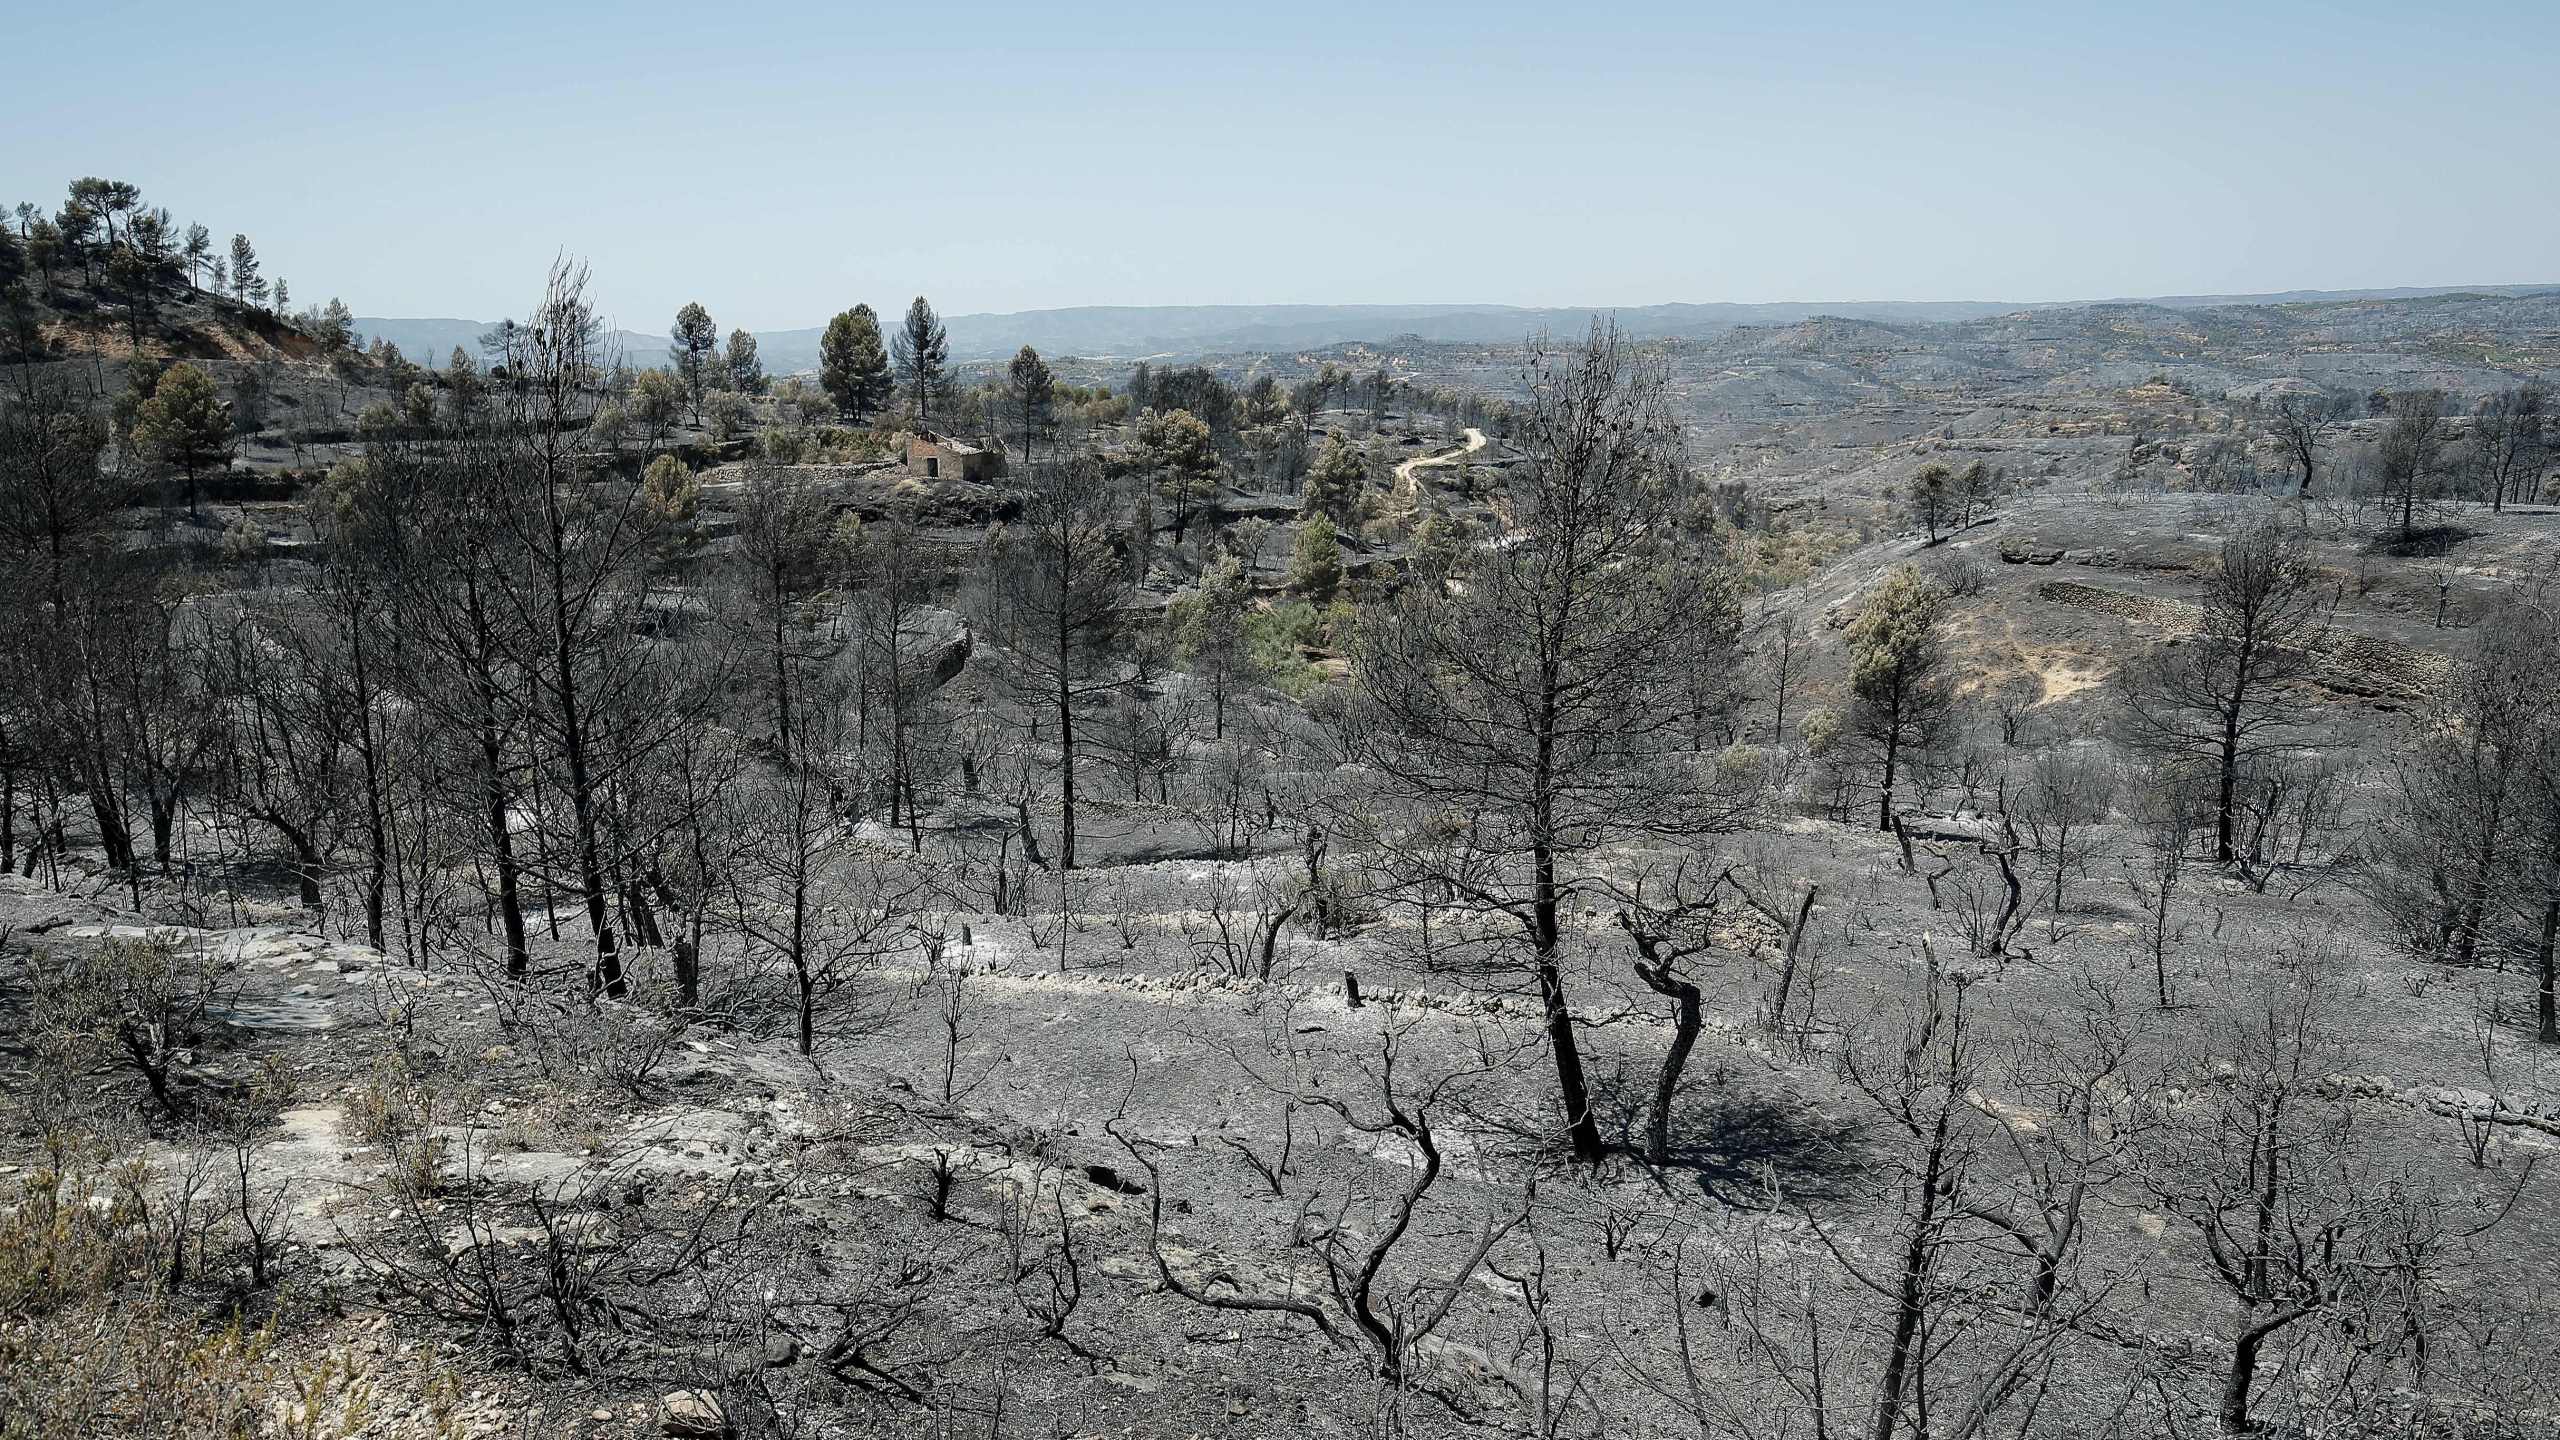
[6,0,2553,331]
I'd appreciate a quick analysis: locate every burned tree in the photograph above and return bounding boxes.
[978,454,1134,871]
[846,512,953,846]
[2365,578,2560,1029]
[2265,389,2343,497]
[366,429,540,977]
[2132,935,2507,1434]
[2118,520,2328,866]
[1109,1026,1530,1398]
[723,762,924,1056]
[1338,320,1761,1166]
[1614,858,1755,1167]
[728,462,839,765]
[2376,389,2450,543]
[481,262,698,997]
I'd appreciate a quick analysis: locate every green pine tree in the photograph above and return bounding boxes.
[820,303,894,424]
[131,361,232,518]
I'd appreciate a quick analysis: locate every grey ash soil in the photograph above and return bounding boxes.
[11,736,2560,1437]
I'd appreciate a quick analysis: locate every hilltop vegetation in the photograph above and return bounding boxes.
[2,178,360,366]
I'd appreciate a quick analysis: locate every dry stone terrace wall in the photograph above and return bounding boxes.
[2034,578,2452,699]
[2031,578,2200,628]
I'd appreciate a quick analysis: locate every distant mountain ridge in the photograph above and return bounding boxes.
[355,284,2558,377]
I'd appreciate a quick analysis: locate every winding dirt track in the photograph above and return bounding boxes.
[1393,426,1487,496]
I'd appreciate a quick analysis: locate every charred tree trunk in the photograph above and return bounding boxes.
[2216,707,2242,865]
[1631,944,1702,1168]
[2221,1306,2314,1435]
[649,864,703,1010]
[93,793,132,871]
[1768,885,1817,1029]
[2536,892,2558,1044]
[148,793,176,871]
[1535,840,1603,1166]
[624,877,663,949]
[266,815,324,909]
[544,563,621,997]
[481,715,529,979]
[1878,726,1901,833]
[0,756,16,875]
[349,619,390,951]
[1871,1100,1952,1440]
[770,601,793,767]
[1055,643,1078,870]
[1255,899,1294,980]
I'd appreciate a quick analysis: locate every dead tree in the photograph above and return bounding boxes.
[483,262,681,997]
[1754,606,1813,745]
[1337,320,1761,1165]
[1772,940,2133,1440]
[368,429,540,977]
[2364,616,2545,971]
[1488,1218,1605,1436]
[1108,1029,1528,1398]
[629,716,749,1010]
[1817,947,1987,1440]
[2470,385,2547,513]
[2013,746,2118,924]
[1614,858,1754,1166]
[723,774,925,1056]
[2132,934,2523,1434]
[728,461,837,767]
[2124,791,2198,1008]
[846,511,953,847]
[1957,817,2029,958]
[2377,390,2450,542]
[977,453,1134,871]
[2117,520,2328,866]
[1727,860,1819,1038]
[199,599,358,914]
[2265,390,2343,497]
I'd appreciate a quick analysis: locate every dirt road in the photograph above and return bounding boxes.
[1393,426,1486,496]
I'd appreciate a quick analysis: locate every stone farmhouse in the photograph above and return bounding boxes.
[904,428,1008,482]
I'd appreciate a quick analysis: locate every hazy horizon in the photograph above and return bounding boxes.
[9,0,2553,331]
[355,283,2560,334]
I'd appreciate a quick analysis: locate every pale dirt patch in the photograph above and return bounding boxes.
[1951,611,2114,709]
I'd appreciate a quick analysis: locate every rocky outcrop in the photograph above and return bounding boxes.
[900,607,972,688]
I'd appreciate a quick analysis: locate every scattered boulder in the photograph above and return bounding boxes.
[659,1389,726,1438]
